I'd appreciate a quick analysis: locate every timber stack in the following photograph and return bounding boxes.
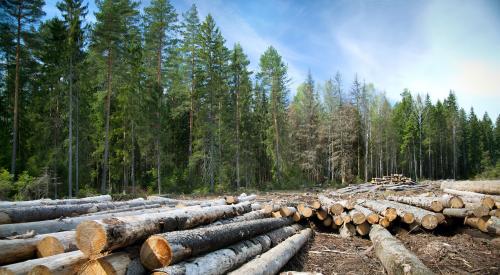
[370,174,415,185]
[0,193,315,275]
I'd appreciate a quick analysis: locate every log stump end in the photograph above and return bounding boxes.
[36,236,65,257]
[0,212,11,225]
[140,235,172,270]
[76,220,107,256]
[422,214,439,230]
[28,265,50,275]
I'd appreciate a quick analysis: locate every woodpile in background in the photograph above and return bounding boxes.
[0,193,313,275]
[370,174,415,185]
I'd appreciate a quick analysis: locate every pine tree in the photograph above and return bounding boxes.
[143,0,178,194]
[1,0,45,176]
[57,0,87,197]
[257,46,289,186]
[91,0,139,194]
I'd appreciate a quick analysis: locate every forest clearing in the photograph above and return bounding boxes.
[0,179,499,275]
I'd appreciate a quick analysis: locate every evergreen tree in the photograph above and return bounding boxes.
[257,46,289,186]
[1,0,45,176]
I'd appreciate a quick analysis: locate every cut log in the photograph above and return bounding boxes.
[311,200,321,210]
[292,212,303,222]
[0,195,112,208]
[36,230,76,257]
[383,200,438,230]
[224,194,256,205]
[461,196,496,210]
[318,195,343,215]
[0,199,167,224]
[227,228,313,275]
[76,202,253,257]
[272,211,282,218]
[441,181,500,195]
[379,202,415,224]
[147,196,227,207]
[442,208,474,218]
[338,199,356,210]
[354,205,379,224]
[339,223,356,238]
[0,230,76,265]
[80,203,162,216]
[486,216,500,235]
[340,212,352,224]
[349,209,366,225]
[333,215,343,226]
[386,196,443,212]
[78,252,133,275]
[369,225,435,275]
[316,208,328,221]
[279,207,297,217]
[440,195,464,208]
[0,250,86,275]
[490,209,500,218]
[323,216,333,227]
[140,217,293,270]
[262,204,281,214]
[378,217,391,228]
[151,224,303,275]
[28,250,87,275]
[0,206,177,238]
[464,216,489,232]
[201,209,272,228]
[356,221,370,236]
[464,203,490,217]
[359,200,397,222]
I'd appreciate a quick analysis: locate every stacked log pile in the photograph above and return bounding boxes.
[371,174,415,185]
[0,193,314,275]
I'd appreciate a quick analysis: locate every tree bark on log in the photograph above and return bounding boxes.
[464,216,489,232]
[227,228,313,275]
[279,207,296,217]
[441,181,500,195]
[28,250,87,275]
[201,209,271,228]
[460,196,496,210]
[356,222,370,236]
[369,225,435,275]
[339,223,356,238]
[359,200,397,222]
[0,206,176,238]
[486,216,500,236]
[383,200,438,230]
[318,195,343,215]
[0,195,112,208]
[442,208,474,218]
[151,224,303,275]
[0,199,167,224]
[386,196,444,212]
[0,231,76,265]
[464,203,490,217]
[76,202,253,258]
[440,195,464,208]
[354,205,379,224]
[0,250,86,275]
[147,196,227,207]
[80,204,162,216]
[140,217,293,270]
[36,230,76,258]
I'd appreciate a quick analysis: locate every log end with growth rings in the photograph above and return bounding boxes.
[76,220,107,256]
[140,235,172,270]
[449,196,464,208]
[430,201,444,212]
[421,214,439,230]
[402,213,415,224]
[36,236,65,257]
[78,259,115,275]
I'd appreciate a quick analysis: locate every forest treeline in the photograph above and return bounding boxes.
[1,0,499,199]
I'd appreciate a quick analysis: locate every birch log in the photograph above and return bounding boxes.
[0,195,111,208]
[386,196,444,212]
[140,217,293,270]
[485,216,500,235]
[318,195,343,215]
[441,181,500,195]
[359,200,398,222]
[76,202,253,257]
[227,228,313,275]
[151,224,303,275]
[383,200,438,230]
[0,250,86,275]
[369,225,435,275]
[0,206,175,238]
[28,250,87,275]
[354,205,379,224]
[442,208,474,218]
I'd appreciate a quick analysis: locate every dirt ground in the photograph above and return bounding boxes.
[255,183,500,275]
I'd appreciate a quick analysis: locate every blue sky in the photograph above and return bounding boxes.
[44,0,500,119]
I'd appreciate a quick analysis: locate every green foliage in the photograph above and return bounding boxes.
[0,168,13,199]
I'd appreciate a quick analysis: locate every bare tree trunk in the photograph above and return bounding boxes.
[236,75,241,189]
[11,2,22,176]
[101,48,113,194]
[76,83,79,195]
[131,121,135,194]
[68,55,73,198]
